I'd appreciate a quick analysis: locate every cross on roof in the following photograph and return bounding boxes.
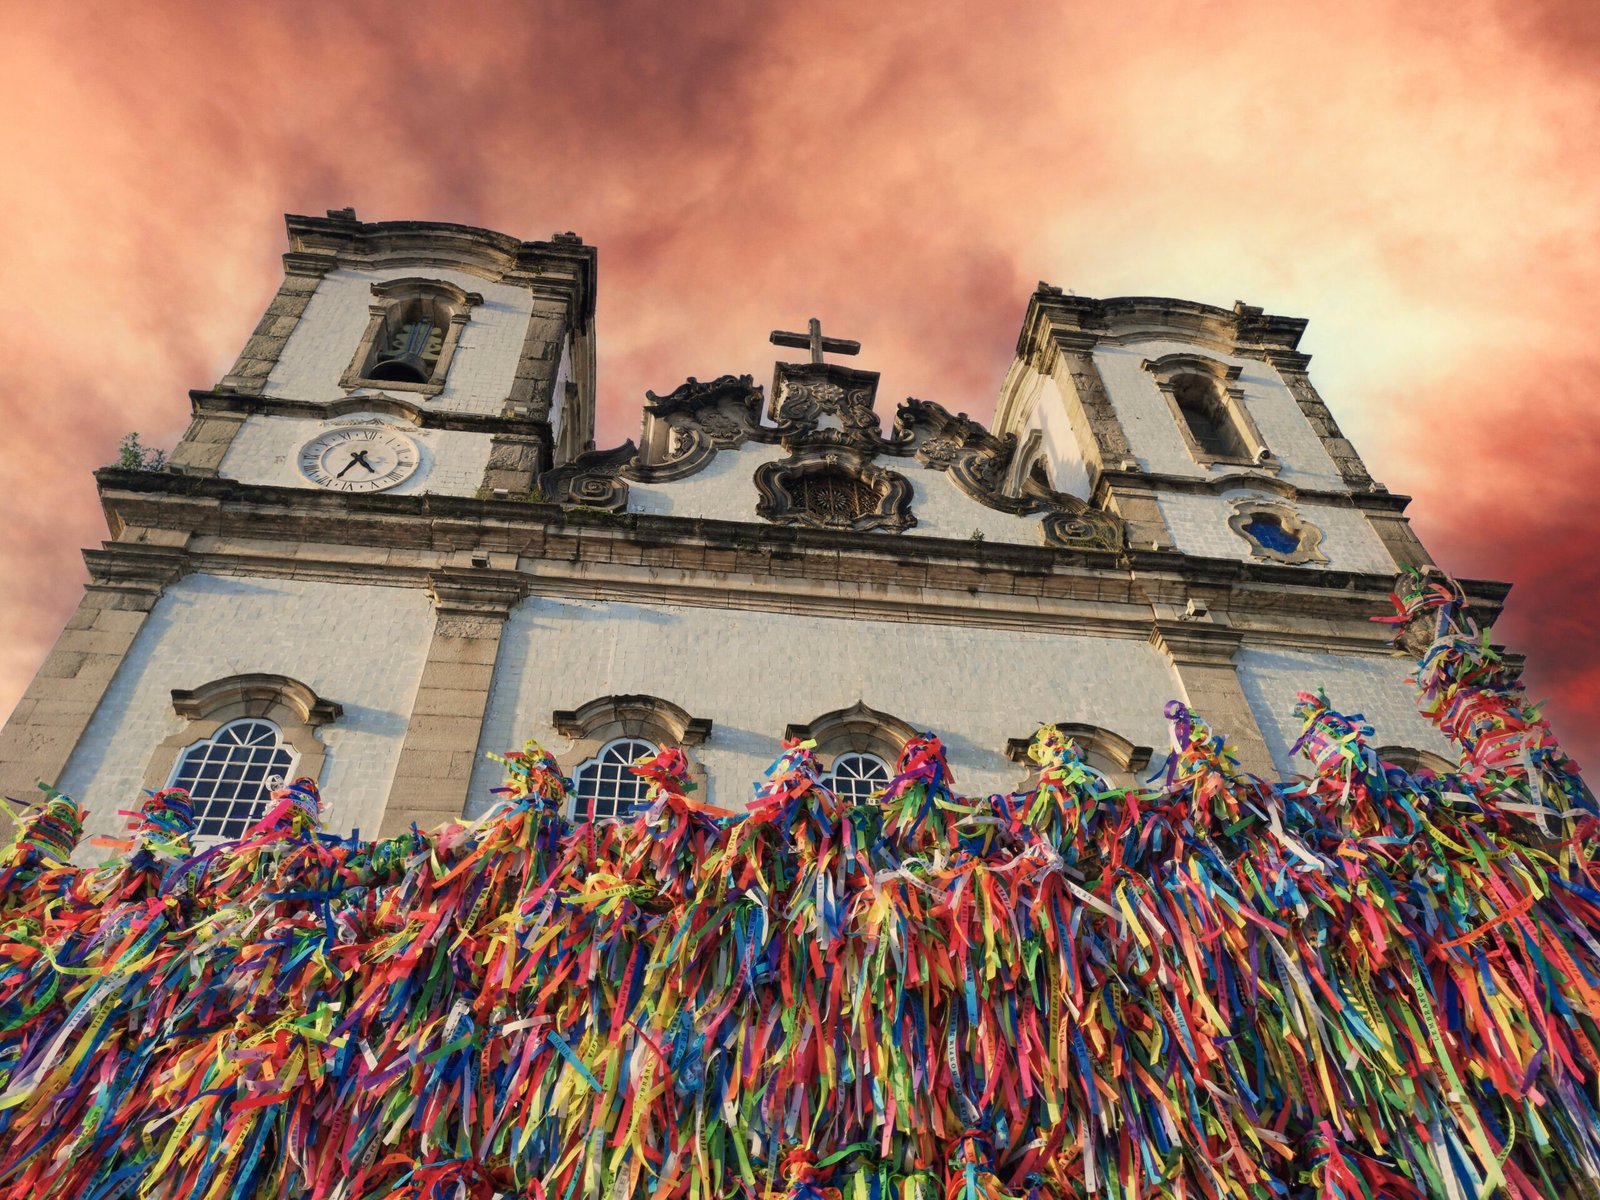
[770,317,861,365]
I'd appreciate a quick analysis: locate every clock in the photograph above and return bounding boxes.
[297,427,420,493]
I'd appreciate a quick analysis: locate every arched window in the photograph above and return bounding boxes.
[786,702,919,797]
[1375,745,1457,777]
[167,718,298,840]
[342,278,481,396]
[1004,722,1154,791]
[139,673,341,840]
[571,737,659,821]
[539,694,714,822]
[368,309,447,383]
[1142,354,1275,470]
[1171,374,1251,461]
[825,751,892,804]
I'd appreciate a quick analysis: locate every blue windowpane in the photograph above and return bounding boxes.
[1242,515,1301,556]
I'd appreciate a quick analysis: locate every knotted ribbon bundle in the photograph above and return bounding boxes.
[0,572,1595,1199]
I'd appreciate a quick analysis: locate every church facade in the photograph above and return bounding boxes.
[0,210,1490,853]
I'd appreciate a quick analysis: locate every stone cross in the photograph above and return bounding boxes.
[770,317,861,365]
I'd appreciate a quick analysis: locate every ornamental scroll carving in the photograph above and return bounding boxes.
[540,442,637,512]
[628,375,772,483]
[894,397,1127,553]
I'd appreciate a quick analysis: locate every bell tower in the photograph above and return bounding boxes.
[169,208,598,492]
[993,285,1429,573]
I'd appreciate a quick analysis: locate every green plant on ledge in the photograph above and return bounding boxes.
[474,486,547,503]
[114,432,167,472]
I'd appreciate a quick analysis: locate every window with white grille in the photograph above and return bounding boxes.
[825,751,892,804]
[167,719,297,840]
[571,737,658,821]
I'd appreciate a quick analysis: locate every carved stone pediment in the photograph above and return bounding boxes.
[754,452,915,533]
[541,441,637,511]
[769,363,901,455]
[630,375,770,482]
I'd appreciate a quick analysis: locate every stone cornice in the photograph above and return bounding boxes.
[283,212,597,319]
[89,470,1510,647]
[428,568,527,618]
[81,543,188,592]
[1149,619,1245,666]
[1090,467,1411,511]
[1015,286,1309,365]
[187,390,552,437]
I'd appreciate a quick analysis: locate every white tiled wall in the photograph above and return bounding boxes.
[465,595,1183,816]
[263,266,532,416]
[218,413,491,497]
[58,575,434,853]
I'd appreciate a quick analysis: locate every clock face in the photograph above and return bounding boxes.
[297,427,420,493]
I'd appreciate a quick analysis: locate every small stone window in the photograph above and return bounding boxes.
[1240,512,1302,556]
[571,737,658,821]
[1004,722,1154,790]
[342,278,482,396]
[825,751,893,804]
[795,467,878,526]
[1143,353,1277,471]
[1172,375,1251,461]
[168,719,297,840]
[754,457,916,533]
[1227,497,1328,565]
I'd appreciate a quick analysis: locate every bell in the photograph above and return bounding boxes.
[369,320,440,384]
[368,353,430,384]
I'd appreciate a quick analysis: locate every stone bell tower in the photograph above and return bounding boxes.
[178,207,598,486]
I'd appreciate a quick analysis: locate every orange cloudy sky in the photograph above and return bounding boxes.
[1,0,1596,762]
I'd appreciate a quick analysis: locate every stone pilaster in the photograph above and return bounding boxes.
[481,432,549,495]
[377,570,525,838]
[0,543,185,807]
[1262,349,1375,491]
[504,293,574,421]
[1363,508,1433,571]
[1094,472,1175,552]
[215,252,333,396]
[1052,335,1137,473]
[1051,336,1174,551]
[1150,617,1276,775]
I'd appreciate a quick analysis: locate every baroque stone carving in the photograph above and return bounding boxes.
[894,397,1127,552]
[629,375,770,482]
[754,454,915,533]
[540,442,637,512]
[768,362,901,455]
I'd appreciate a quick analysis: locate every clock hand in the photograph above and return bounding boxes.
[351,449,377,473]
[334,452,363,479]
